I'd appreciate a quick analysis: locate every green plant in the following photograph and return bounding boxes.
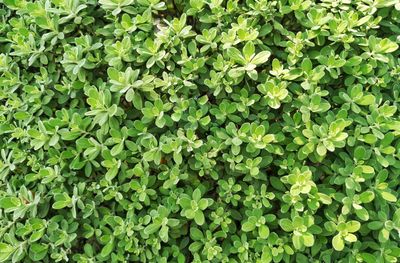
[0,0,400,262]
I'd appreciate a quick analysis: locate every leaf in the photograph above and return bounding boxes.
[355,207,369,221]
[361,165,374,174]
[357,95,375,105]
[111,141,124,156]
[29,243,48,261]
[279,219,293,232]
[376,0,399,8]
[367,221,383,230]
[242,221,255,232]
[292,235,302,250]
[197,199,208,210]
[105,165,119,181]
[0,197,21,210]
[379,38,399,53]
[100,242,114,257]
[303,233,315,247]
[227,48,245,64]
[301,58,312,71]
[381,191,397,202]
[144,223,160,235]
[194,210,205,225]
[332,234,344,251]
[107,67,119,81]
[243,41,255,61]
[259,225,270,238]
[354,146,366,159]
[316,143,327,156]
[159,225,169,243]
[179,197,192,209]
[344,233,357,242]
[251,51,271,65]
[192,188,201,202]
[359,191,375,203]
[0,243,14,262]
[190,227,204,240]
[52,201,69,209]
[360,253,377,263]
[346,221,361,232]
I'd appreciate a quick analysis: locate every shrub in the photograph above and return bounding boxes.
[0,0,400,262]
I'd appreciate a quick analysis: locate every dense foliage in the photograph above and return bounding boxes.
[1,0,400,262]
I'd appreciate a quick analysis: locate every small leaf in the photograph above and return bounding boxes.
[251,51,271,65]
[100,242,114,257]
[359,191,375,203]
[159,225,169,243]
[0,197,21,210]
[190,227,204,240]
[0,243,14,262]
[243,41,255,61]
[227,48,245,64]
[194,210,205,225]
[242,221,255,232]
[192,188,202,202]
[105,165,119,181]
[355,207,369,221]
[259,225,270,238]
[144,223,160,235]
[332,234,344,251]
[279,219,293,232]
[381,191,397,202]
[29,243,48,261]
[303,233,315,247]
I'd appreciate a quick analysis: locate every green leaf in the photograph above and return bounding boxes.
[361,165,374,174]
[303,233,314,247]
[381,191,397,202]
[144,223,161,235]
[179,197,192,209]
[357,95,375,105]
[227,48,245,64]
[367,221,383,230]
[346,221,361,232]
[354,146,366,159]
[194,210,205,225]
[332,234,344,251]
[197,199,208,210]
[279,219,293,232]
[100,242,114,257]
[0,243,14,262]
[359,191,375,203]
[292,235,302,250]
[251,51,271,65]
[159,225,169,242]
[192,188,202,202]
[379,38,399,53]
[105,165,119,181]
[242,221,255,232]
[259,225,270,238]
[190,227,204,240]
[29,243,48,261]
[376,0,398,7]
[52,201,69,209]
[111,141,124,156]
[0,197,21,210]
[243,41,255,61]
[355,207,369,221]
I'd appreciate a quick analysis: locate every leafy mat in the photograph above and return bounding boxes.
[0,0,400,262]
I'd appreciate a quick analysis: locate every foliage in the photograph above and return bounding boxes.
[0,0,400,262]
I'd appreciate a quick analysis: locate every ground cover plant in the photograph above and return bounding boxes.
[0,0,400,262]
